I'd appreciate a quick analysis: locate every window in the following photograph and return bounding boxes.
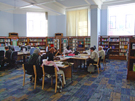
[27,12,48,37]
[66,9,88,36]
[108,3,135,36]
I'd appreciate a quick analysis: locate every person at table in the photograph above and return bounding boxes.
[42,53,66,85]
[98,46,105,61]
[46,47,55,58]
[28,48,42,82]
[54,48,60,56]
[87,47,98,66]
[63,46,72,54]
[2,46,12,67]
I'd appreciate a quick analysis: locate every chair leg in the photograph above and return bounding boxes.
[55,76,58,93]
[42,76,45,90]
[23,74,25,86]
[51,77,53,86]
[61,74,64,87]
[97,65,100,74]
[34,76,37,89]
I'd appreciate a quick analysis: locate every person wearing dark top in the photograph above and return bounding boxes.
[28,48,42,82]
[2,46,12,67]
[54,48,60,56]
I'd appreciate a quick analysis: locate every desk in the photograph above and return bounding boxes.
[57,54,89,69]
[17,50,46,63]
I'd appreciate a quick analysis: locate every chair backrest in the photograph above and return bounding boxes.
[23,64,35,75]
[0,50,4,61]
[105,48,110,58]
[30,47,36,55]
[11,51,17,60]
[43,65,55,75]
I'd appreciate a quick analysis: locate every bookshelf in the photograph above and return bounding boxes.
[61,37,68,53]
[127,37,135,80]
[18,37,28,46]
[47,37,54,47]
[28,37,46,50]
[99,36,109,52]
[77,37,85,53]
[0,37,11,47]
[84,36,90,50]
[54,39,60,50]
[109,36,119,59]
[68,37,78,51]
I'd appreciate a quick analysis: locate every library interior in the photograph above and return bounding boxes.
[0,0,135,101]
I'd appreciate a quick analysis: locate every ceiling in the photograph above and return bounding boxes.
[0,0,104,15]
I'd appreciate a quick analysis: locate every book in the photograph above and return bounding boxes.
[133,63,135,72]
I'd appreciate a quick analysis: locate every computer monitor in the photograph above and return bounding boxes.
[27,45,31,51]
[20,46,27,51]
[8,45,15,51]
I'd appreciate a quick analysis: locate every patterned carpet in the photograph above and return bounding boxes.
[0,60,135,101]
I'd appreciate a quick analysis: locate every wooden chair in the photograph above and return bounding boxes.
[42,65,64,93]
[89,57,100,74]
[100,56,106,70]
[22,64,37,89]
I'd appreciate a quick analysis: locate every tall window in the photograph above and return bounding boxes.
[66,9,88,36]
[27,12,48,37]
[108,3,135,36]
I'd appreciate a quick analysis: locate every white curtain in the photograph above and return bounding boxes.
[66,9,88,36]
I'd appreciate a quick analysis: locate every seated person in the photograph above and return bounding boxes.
[46,47,55,58]
[98,46,105,61]
[28,48,42,82]
[54,48,60,56]
[73,48,80,55]
[30,47,37,55]
[2,46,12,67]
[63,46,72,55]
[87,47,98,66]
[42,53,66,85]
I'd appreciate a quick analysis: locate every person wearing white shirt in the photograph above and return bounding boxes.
[63,46,72,54]
[87,47,98,66]
[98,46,105,60]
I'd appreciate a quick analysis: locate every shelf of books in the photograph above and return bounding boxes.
[0,37,11,47]
[109,36,119,59]
[77,37,85,53]
[18,37,28,46]
[61,37,68,53]
[28,37,46,50]
[68,37,78,52]
[99,36,109,52]
[47,37,54,48]
[84,36,90,50]
[119,36,130,60]
[54,39,60,50]
[127,37,135,80]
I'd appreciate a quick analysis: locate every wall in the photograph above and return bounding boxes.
[0,11,14,36]
[13,14,26,37]
[48,15,66,37]
[100,8,108,36]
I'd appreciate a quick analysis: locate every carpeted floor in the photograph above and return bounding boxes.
[0,60,135,101]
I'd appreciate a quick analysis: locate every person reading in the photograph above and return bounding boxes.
[54,48,60,56]
[63,46,72,55]
[42,53,66,85]
[87,47,98,66]
[2,46,12,67]
[98,46,105,61]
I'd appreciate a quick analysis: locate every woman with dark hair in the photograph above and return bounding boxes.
[42,53,66,85]
[54,48,60,56]
[87,47,98,66]
[63,46,72,54]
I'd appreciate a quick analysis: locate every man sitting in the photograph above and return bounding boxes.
[87,47,98,66]
[2,46,12,67]
[98,46,105,61]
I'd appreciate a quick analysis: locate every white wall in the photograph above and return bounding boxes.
[13,14,26,37]
[48,15,66,37]
[0,11,14,36]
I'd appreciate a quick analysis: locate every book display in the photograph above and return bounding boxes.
[85,37,90,50]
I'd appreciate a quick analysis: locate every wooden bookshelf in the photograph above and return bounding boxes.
[99,36,109,52]
[84,36,90,50]
[61,37,68,53]
[28,37,46,50]
[68,36,78,52]
[77,36,85,53]
[47,37,54,47]
[127,37,135,80]
[18,37,28,46]
[0,37,11,47]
